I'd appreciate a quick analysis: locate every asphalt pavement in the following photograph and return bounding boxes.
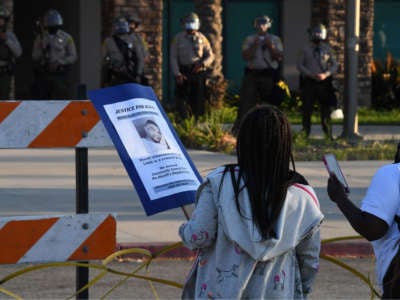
[0,257,380,299]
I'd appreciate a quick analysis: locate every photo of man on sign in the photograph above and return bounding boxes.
[135,118,171,154]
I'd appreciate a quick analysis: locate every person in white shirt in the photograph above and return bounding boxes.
[327,145,400,298]
[297,23,338,140]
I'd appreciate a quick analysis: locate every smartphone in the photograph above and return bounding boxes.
[323,153,350,193]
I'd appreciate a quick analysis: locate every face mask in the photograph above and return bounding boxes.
[185,21,199,31]
[311,29,327,41]
[256,20,269,27]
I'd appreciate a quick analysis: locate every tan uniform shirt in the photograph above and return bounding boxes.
[242,33,283,70]
[0,31,22,66]
[170,31,214,76]
[32,29,77,66]
[102,33,144,75]
[297,41,338,78]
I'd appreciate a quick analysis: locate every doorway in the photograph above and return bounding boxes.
[13,0,101,99]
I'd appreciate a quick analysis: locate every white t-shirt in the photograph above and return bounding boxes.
[360,163,400,285]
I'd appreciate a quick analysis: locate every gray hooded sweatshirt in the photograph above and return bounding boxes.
[179,166,324,299]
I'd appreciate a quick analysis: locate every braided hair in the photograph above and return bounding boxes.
[224,104,293,240]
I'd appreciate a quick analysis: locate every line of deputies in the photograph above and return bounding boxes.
[0,8,77,100]
[0,7,148,100]
[169,12,338,143]
[232,16,338,140]
[1,7,337,126]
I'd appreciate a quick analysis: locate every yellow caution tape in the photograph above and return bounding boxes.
[0,243,185,300]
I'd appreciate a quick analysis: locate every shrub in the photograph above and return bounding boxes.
[371,52,400,109]
[169,106,237,153]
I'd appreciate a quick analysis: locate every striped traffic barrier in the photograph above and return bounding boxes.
[0,100,117,298]
[0,100,112,148]
[0,214,116,264]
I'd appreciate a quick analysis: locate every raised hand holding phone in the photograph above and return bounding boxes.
[323,153,350,193]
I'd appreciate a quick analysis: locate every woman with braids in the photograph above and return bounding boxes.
[327,142,400,298]
[179,104,324,299]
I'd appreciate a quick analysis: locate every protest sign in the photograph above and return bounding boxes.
[88,83,202,215]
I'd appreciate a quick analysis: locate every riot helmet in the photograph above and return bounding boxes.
[0,6,10,21]
[253,15,272,29]
[43,9,63,28]
[182,12,200,31]
[309,23,327,42]
[113,17,129,35]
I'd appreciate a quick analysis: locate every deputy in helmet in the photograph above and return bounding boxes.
[101,17,144,86]
[309,23,327,43]
[297,23,338,140]
[183,12,200,31]
[170,12,215,119]
[43,9,63,34]
[113,17,129,34]
[124,13,150,84]
[31,9,77,99]
[232,14,284,134]
[0,5,22,99]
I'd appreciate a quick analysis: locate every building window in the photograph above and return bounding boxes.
[373,0,400,60]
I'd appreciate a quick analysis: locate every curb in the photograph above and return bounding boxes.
[116,240,373,261]
[321,240,373,257]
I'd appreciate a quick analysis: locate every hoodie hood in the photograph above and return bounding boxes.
[206,166,323,261]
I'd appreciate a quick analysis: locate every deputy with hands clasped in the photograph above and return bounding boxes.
[233,15,283,134]
[327,145,400,298]
[297,24,338,140]
[0,6,22,99]
[170,12,214,119]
